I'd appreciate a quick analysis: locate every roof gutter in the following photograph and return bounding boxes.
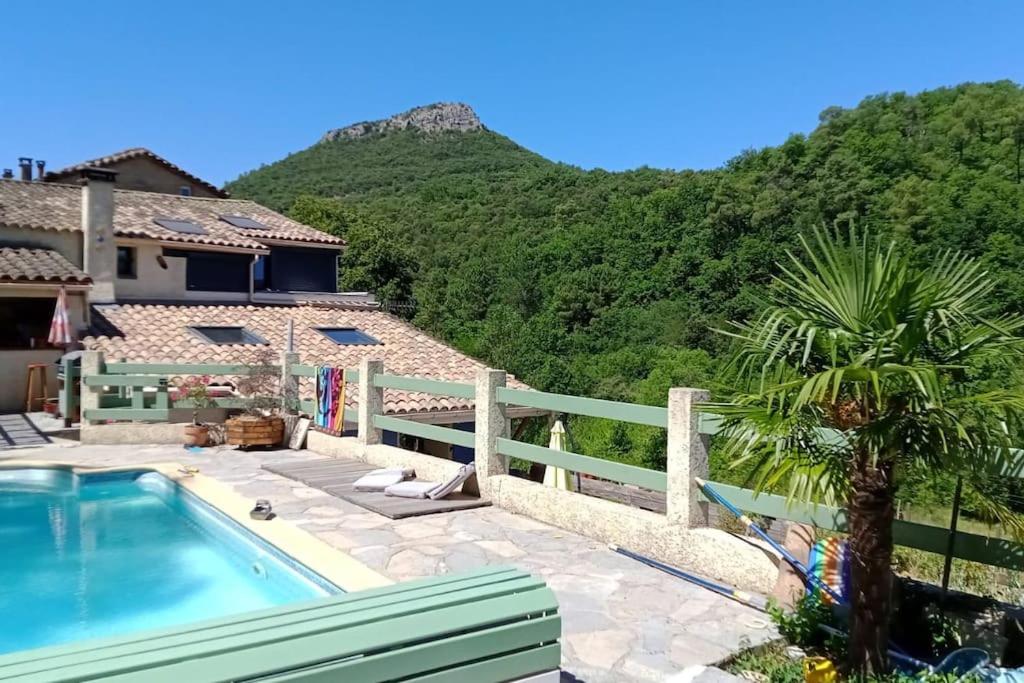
[255,237,346,251]
[115,237,268,256]
[0,281,92,291]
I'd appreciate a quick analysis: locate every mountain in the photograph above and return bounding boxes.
[227,103,554,214]
[226,83,1024,479]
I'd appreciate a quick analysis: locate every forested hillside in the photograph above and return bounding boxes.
[228,81,1024,494]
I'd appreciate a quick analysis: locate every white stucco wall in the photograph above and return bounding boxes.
[114,242,252,302]
[0,226,82,266]
[114,242,187,300]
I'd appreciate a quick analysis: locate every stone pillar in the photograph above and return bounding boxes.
[357,359,384,446]
[666,387,710,527]
[279,351,299,413]
[80,350,104,425]
[474,368,509,498]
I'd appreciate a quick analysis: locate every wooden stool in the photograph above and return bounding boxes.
[25,363,48,413]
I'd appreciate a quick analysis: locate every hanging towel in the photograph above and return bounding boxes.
[313,365,322,427]
[332,368,347,433]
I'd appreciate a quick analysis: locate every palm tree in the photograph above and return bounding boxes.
[712,228,1024,675]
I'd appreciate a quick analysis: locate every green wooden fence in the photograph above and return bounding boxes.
[494,387,669,489]
[82,361,275,422]
[366,374,476,448]
[76,360,1024,573]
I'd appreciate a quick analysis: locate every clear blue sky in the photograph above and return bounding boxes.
[1,1,1020,186]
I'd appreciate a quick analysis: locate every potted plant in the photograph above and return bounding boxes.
[226,350,285,449]
[180,375,214,447]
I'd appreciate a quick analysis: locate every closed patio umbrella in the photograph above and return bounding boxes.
[47,287,72,347]
[543,420,574,490]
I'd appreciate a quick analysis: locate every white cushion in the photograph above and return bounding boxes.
[384,480,439,499]
[427,463,476,500]
[353,468,414,492]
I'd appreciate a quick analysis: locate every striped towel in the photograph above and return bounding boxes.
[807,537,849,605]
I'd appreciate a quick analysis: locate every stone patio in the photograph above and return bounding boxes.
[2,442,776,682]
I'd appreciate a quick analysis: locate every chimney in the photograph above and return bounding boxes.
[80,167,119,303]
[2,169,12,179]
[35,160,45,181]
[18,157,32,181]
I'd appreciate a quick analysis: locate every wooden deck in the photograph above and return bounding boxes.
[263,456,490,519]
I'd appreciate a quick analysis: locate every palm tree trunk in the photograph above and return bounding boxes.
[847,456,895,677]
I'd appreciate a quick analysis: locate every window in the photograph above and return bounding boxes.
[253,255,268,290]
[220,214,268,230]
[188,326,267,345]
[315,327,381,345]
[163,248,250,292]
[117,246,136,278]
[266,246,338,293]
[179,186,192,196]
[154,217,206,235]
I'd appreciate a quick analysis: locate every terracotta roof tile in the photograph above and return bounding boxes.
[45,147,228,198]
[0,179,344,250]
[83,303,530,416]
[0,247,91,285]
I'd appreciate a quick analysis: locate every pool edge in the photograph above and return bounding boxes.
[0,460,393,593]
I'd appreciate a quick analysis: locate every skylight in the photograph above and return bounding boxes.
[154,217,207,235]
[188,326,267,345]
[315,327,381,345]
[220,215,268,230]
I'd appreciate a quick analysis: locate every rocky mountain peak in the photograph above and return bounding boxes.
[321,102,483,142]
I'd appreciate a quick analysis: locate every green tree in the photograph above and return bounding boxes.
[288,195,417,311]
[339,220,418,309]
[287,194,352,235]
[713,229,1024,674]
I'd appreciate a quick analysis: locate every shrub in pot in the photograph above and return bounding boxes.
[179,375,213,447]
[226,350,285,450]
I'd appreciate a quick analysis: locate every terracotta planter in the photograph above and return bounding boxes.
[184,424,210,447]
[225,415,284,449]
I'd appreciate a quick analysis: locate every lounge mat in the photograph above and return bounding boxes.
[262,456,490,519]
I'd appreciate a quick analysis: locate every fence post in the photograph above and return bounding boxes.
[279,351,299,413]
[474,368,509,498]
[357,359,384,446]
[60,356,76,427]
[80,350,104,425]
[666,387,710,528]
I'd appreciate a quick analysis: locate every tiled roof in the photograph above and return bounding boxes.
[0,247,92,285]
[0,179,344,250]
[83,303,530,416]
[44,147,228,198]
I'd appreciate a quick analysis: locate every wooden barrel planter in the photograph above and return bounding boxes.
[225,416,284,449]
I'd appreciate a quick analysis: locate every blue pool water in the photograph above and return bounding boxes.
[0,468,339,655]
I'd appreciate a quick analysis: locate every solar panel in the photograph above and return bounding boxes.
[316,327,381,345]
[220,215,268,230]
[154,217,207,235]
[189,326,267,345]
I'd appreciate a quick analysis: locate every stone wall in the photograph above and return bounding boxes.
[306,431,779,593]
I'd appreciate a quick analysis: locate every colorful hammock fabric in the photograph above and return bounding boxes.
[314,366,348,434]
[807,537,850,605]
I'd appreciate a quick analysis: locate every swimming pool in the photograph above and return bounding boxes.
[0,468,340,655]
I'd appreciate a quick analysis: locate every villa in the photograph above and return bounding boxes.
[0,150,536,450]
[0,149,788,682]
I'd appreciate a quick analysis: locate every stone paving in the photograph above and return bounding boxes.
[2,442,776,682]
